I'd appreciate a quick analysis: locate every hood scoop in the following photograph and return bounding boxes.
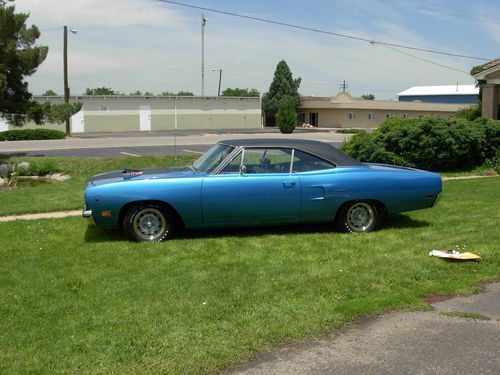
[123,169,144,179]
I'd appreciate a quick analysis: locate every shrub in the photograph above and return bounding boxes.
[25,159,60,176]
[0,129,66,141]
[276,99,296,134]
[341,116,500,171]
[455,104,482,121]
[340,131,410,166]
[484,149,500,173]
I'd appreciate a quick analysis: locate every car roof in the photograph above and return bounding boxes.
[218,138,364,167]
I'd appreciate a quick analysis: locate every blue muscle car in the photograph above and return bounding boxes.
[83,139,442,242]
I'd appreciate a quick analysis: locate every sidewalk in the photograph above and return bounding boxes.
[227,283,500,375]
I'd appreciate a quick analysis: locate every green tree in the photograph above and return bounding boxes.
[84,87,120,95]
[222,88,260,97]
[361,94,375,100]
[143,91,154,96]
[276,98,296,134]
[176,91,194,96]
[0,2,48,126]
[130,90,142,96]
[262,60,301,126]
[42,89,58,96]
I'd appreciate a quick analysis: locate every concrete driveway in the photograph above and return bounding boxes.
[227,283,500,375]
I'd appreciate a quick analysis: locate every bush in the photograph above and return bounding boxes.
[341,116,500,171]
[0,129,66,141]
[484,149,500,173]
[23,159,61,176]
[276,99,296,134]
[455,104,482,121]
[340,131,410,166]
[377,116,486,170]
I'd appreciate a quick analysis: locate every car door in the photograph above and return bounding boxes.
[201,148,300,225]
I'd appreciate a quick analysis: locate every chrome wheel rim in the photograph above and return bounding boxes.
[133,208,167,241]
[347,202,374,232]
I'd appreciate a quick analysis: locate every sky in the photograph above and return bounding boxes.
[13,0,500,99]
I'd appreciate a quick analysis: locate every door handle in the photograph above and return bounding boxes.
[282,181,296,188]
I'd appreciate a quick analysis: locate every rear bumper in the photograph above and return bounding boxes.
[432,193,442,207]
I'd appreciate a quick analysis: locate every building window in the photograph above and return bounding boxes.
[402,114,408,118]
[309,112,318,127]
[348,112,356,120]
[297,112,306,123]
[99,105,109,112]
[368,113,375,120]
[386,113,394,119]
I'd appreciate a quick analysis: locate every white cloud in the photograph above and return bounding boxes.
[15,0,186,28]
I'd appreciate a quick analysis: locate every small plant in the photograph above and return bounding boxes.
[336,128,366,134]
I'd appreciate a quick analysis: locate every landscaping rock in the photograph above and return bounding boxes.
[16,161,30,173]
[47,173,71,182]
[0,177,5,187]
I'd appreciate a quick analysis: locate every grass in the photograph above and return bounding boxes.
[0,155,195,216]
[440,311,490,320]
[0,155,495,216]
[0,177,499,374]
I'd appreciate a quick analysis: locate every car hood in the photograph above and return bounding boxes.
[86,167,200,187]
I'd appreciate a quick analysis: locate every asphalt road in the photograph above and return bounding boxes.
[227,283,500,375]
[0,130,347,157]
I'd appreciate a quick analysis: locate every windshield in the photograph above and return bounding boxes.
[192,144,235,173]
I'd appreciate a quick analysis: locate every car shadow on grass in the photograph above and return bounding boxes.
[83,214,429,243]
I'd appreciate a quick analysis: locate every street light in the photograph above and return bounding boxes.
[63,26,78,137]
[201,15,207,96]
[212,68,222,96]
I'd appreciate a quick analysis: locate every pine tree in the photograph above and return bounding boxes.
[262,60,301,126]
[0,2,48,126]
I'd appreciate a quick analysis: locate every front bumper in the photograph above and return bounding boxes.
[82,208,95,224]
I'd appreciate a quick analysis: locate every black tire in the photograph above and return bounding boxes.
[335,201,380,233]
[123,203,175,242]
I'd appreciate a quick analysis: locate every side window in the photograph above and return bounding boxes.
[219,152,242,174]
[241,148,292,174]
[292,150,336,172]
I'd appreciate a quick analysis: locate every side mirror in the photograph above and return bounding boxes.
[239,164,247,175]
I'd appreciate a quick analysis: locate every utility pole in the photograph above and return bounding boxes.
[213,68,222,96]
[63,26,77,137]
[339,80,348,92]
[201,15,207,96]
[63,25,69,136]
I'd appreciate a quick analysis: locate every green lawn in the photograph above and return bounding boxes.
[0,177,498,374]
[0,156,195,216]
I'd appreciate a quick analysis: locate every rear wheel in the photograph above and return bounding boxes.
[336,201,379,233]
[123,203,174,242]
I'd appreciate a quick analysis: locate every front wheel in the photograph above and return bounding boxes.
[336,201,379,233]
[123,203,174,242]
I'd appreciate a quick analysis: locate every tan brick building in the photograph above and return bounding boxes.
[297,92,466,129]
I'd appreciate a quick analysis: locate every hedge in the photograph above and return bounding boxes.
[341,116,500,171]
[0,129,66,141]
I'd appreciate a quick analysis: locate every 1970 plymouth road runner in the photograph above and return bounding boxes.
[83,139,442,242]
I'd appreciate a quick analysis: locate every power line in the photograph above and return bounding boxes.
[379,44,470,75]
[157,0,491,61]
